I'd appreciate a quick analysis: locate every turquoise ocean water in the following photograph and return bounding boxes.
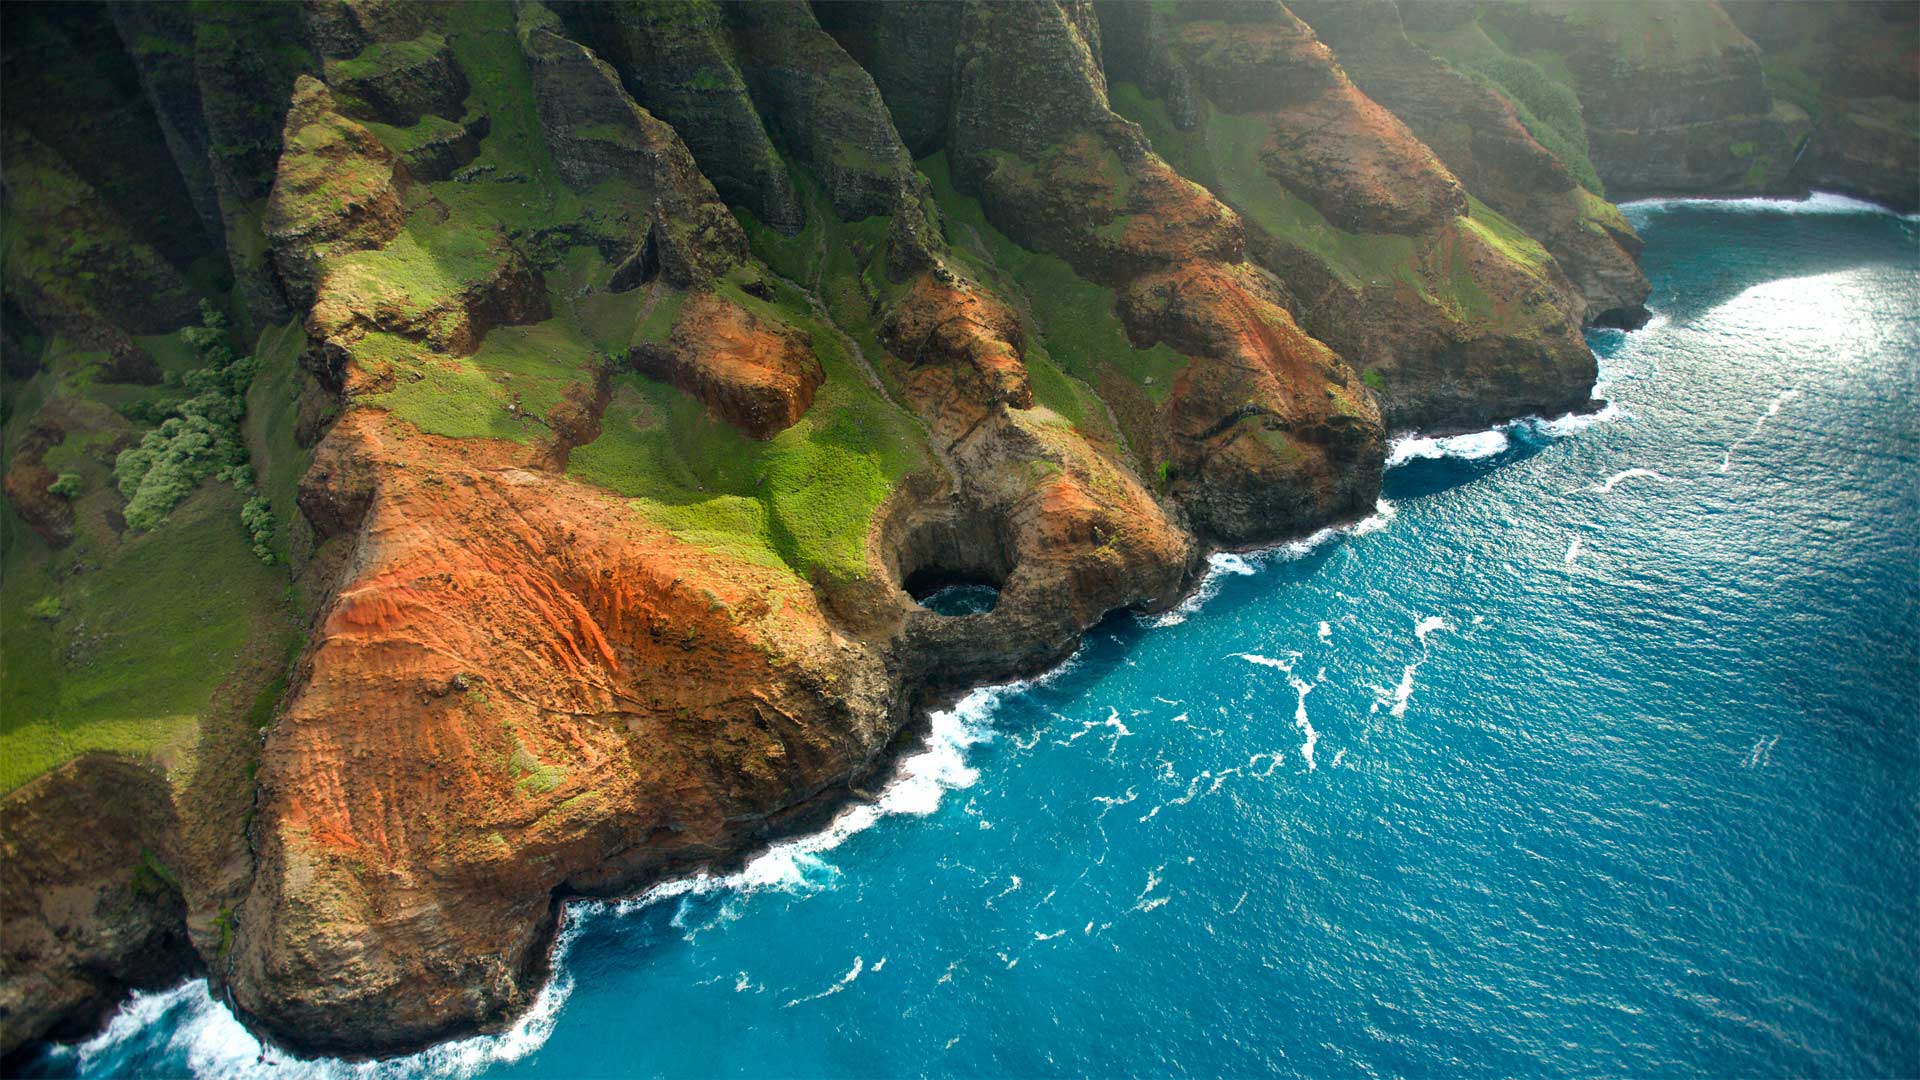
[33,197,1919,1078]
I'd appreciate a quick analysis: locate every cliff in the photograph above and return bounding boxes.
[2,0,1913,1062]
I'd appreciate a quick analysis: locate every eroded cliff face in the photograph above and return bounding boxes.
[2,0,1913,1061]
[1098,0,1601,432]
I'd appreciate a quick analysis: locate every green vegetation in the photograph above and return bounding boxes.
[48,473,81,499]
[570,272,927,583]
[1408,22,1604,195]
[919,152,1185,409]
[1112,86,1427,293]
[325,31,447,85]
[131,850,178,897]
[1541,1,1736,65]
[363,316,601,443]
[1461,196,1553,273]
[244,320,316,564]
[0,480,290,793]
[324,219,506,335]
[113,302,260,533]
[1112,83,1568,341]
[1574,186,1634,240]
[506,737,567,795]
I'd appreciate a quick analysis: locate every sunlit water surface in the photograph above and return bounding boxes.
[33,196,1919,1078]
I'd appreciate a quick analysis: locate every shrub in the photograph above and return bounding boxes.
[241,495,278,564]
[48,473,82,499]
[30,595,62,621]
[113,305,257,532]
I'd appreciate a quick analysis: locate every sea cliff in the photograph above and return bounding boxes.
[2,0,1913,1061]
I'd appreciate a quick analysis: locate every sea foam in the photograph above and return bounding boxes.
[1386,402,1624,469]
[1620,190,1920,223]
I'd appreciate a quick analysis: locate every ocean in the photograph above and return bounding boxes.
[32,196,1919,1078]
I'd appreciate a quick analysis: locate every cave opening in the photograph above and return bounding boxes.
[906,571,1002,616]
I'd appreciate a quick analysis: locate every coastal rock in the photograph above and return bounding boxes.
[0,756,195,1059]
[1474,1,1807,199]
[1099,0,1596,432]
[631,290,824,439]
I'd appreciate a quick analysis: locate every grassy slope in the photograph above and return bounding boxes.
[919,154,1184,409]
[569,266,927,583]
[244,320,317,562]
[1,328,298,793]
[1112,82,1566,340]
[1407,19,1606,196]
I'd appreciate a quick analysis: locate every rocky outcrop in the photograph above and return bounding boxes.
[813,0,964,158]
[0,756,197,1059]
[1725,0,1920,211]
[633,290,824,438]
[556,0,803,232]
[725,2,920,223]
[228,409,898,1054]
[1099,1,1597,432]
[263,77,409,305]
[0,128,200,354]
[517,1,746,287]
[1464,1,1807,200]
[1288,0,1651,327]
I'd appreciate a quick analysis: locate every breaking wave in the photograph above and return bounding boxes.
[1386,402,1624,468]
[1621,191,1920,222]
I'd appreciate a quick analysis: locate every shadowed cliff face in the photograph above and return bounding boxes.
[1097,0,1599,433]
[1,0,1913,1060]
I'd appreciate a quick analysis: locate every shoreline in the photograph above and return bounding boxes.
[43,383,1633,1074]
[53,179,1908,1067]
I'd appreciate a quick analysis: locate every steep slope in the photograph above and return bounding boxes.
[1435,1,1808,199]
[1724,0,1920,211]
[1098,1,1599,433]
[1288,0,1651,327]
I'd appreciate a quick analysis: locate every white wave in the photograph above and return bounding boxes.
[1386,428,1511,467]
[1233,651,1299,672]
[73,917,584,1080]
[1092,787,1138,816]
[1288,673,1319,770]
[1272,500,1397,561]
[986,876,1023,908]
[1743,733,1783,769]
[1317,621,1332,642]
[1055,707,1133,757]
[1387,663,1419,719]
[1145,502,1397,628]
[1565,537,1583,564]
[1379,616,1453,720]
[1591,467,1671,494]
[784,956,864,1008]
[612,673,1026,916]
[1621,191,1920,222]
[1033,929,1067,942]
[1330,748,1347,768]
[1387,402,1624,470]
[1144,552,1255,627]
[1722,387,1801,472]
